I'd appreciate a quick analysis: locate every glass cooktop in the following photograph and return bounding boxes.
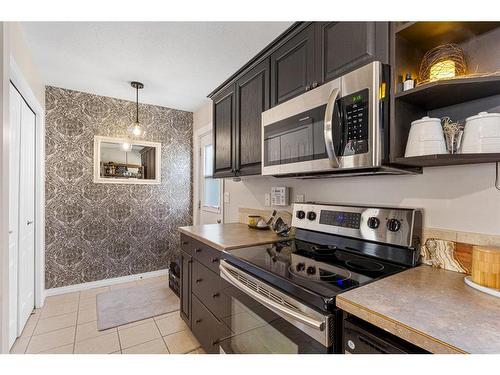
[222,239,406,311]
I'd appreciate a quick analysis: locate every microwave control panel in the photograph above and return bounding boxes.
[339,88,369,156]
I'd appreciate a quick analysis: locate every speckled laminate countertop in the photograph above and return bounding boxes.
[336,265,500,354]
[178,223,291,251]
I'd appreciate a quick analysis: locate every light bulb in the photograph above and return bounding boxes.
[121,141,132,152]
[130,122,145,137]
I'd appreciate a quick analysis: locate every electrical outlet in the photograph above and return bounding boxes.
[224,192,230,204]
[264,193,271,207]
[296,194,305,203]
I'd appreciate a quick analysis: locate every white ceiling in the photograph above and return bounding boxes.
[21,22,292,112]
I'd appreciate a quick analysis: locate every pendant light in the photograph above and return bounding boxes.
[128,81,145,137]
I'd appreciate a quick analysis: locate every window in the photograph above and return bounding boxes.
[203,144,220,209]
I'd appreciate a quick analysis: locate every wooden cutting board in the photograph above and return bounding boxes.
[472,246,500,289]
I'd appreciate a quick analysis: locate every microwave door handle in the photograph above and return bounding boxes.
[324,87,340,168]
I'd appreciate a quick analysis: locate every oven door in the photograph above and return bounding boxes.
[217,260,334,354]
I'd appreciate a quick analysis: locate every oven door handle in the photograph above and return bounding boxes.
[324,87,340,168]
[219,263,325,332]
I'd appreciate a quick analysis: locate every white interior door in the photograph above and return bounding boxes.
[17,89,36,336]
[198,131,222,224]
[8,84,22,348]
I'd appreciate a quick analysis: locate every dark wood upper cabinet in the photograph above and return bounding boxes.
[270,24,316,106]
[235,59,270,176]
[315,22,389,84]
[212,85,235,178]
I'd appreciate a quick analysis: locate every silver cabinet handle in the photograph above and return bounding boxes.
[324,87,341,168]
[9,230,13,234]
[219,262,325,331]
[27,220,34,225]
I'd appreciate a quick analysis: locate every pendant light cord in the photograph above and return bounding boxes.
[135,85,139,123]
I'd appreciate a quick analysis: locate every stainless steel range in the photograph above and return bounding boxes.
[217,202,422,354]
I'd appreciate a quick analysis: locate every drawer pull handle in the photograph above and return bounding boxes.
[195,319,202,324]
[195,248,202,253]
[195,278,202,283]
[212,292,220,298]
[211,257,219,263]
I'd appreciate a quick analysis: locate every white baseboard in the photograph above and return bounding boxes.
[44,269,169,297]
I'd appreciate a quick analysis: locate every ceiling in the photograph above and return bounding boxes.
[21,22,292,112]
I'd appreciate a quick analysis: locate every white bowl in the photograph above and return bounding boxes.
[462,112,500,153]
[405,116,447,157]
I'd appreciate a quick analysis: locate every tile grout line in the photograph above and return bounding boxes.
[152,316,170,354]
[24,308,42,353]
[72,291,81,354]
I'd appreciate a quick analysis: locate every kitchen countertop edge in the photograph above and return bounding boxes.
[336,295,467,354]
[178,224,290,251]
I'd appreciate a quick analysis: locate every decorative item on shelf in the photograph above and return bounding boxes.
[417,44,467,86]
[461,112,500,153]
[127,81,145,138]
[441,117,464,154]
[403,72,415,91]
[404,116,447,157]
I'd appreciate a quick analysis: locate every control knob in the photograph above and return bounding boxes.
[307,211,317,221]
[306,266,316,275]
[386,218,401,232]
[296,210,306,219]
[367,217,380,229]
[295,263,306,272]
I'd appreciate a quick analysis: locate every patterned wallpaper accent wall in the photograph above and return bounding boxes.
[45,86,193,289]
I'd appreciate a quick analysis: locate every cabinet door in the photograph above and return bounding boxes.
[235,59,270,176]
[315,22,389,83]
[212,84,236,178]
[180,250,192,327]
[270,24,316,106]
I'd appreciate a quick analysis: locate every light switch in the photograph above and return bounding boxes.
[224,192,230,204]
[296,194,305,203]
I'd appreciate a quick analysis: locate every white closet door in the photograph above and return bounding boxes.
[17,94,36,335]
[8,84,22,347]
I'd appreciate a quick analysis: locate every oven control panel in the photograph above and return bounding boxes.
[292,203,421,248]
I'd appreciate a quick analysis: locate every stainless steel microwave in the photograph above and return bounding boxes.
[261,61,417,177]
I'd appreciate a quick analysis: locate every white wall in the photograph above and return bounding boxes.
[0,22,44,353]
[0,21,11,355]
[194,101,500,236]
[8,23,45,109]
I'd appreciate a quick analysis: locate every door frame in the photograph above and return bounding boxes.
[8,58,45,313]
[193,124,224,225]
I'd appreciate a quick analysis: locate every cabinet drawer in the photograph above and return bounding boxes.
[192,295,231,354]
[192,260,230,320]
[180,234,194,255]
[190,241,221,274]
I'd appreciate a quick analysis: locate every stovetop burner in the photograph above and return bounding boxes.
[222,238,408,311]
[345,259,385,272]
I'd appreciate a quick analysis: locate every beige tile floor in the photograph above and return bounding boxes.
[10,276,205,354]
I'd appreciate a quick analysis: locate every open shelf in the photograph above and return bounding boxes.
[394,153,500,168]
[395,22,500,51]
[394,75,500,110]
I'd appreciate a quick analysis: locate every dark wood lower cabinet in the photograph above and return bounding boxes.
[180,234,231,353]
[179,250,192,327]
[191,295,231,354]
